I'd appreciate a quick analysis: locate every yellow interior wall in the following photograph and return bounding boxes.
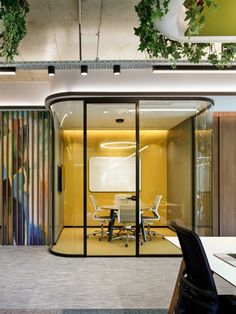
[63,131,84,226]
[199,0,236,36]
[62,130,168,226]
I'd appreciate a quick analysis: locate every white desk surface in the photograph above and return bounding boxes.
[165,236,236,287]
[101,204,150,210]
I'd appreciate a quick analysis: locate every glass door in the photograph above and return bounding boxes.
[86,103,137,256]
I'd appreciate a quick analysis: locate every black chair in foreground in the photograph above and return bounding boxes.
[171,222,236,314]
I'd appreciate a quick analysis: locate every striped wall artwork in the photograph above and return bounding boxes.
[0,111,51,245]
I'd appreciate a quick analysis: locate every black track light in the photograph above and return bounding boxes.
[48,65,55,76]
[81,65,88,76]
[113,65,121,75]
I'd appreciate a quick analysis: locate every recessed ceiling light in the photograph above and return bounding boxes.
[0,67,16,75]
[48,65,55,76]
[113,65,121,75]
[104,111,108,114]
[81,65,88,76]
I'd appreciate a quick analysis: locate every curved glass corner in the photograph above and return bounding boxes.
[50,100,84,255]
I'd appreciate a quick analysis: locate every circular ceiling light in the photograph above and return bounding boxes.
[100,141,136,149]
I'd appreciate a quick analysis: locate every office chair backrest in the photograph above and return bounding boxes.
[89,195,98,212]
[171,222,218,296]
[118,202,140,224]
[152,195,162,214]
[114,194,132,205]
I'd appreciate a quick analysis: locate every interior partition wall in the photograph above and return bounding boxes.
[47,95,213,257]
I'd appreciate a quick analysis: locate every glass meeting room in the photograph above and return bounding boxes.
[49,96,213,257]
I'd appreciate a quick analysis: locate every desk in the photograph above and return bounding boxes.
[101,204,150,242]
[165,236,236,286]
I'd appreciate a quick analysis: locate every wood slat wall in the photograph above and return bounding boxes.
[213,115,219,236]
[0,111,51,245]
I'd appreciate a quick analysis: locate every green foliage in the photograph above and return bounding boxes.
[0,0,30,61]
[134,0,236,68]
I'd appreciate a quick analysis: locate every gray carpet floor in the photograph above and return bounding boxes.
[0,246,235,313]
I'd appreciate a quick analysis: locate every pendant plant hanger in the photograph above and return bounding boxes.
[134,0,236,68]
[0,0,30,62]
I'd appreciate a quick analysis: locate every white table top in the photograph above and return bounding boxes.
[101,204,150,210]
[165,236,236,287]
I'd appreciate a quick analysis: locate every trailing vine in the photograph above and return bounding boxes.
[134,0,236,68]
[0,0,30,62]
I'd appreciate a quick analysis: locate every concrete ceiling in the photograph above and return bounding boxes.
[0,0,146,81]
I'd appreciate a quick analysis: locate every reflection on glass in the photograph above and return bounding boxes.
[194,108,213,236]
[87,103,136,256]
[50,101,84,255]
[139,100,212,255]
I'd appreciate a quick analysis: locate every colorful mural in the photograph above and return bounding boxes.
[0,111,50,245]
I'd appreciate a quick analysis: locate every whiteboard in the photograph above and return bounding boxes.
[89,157,141,192]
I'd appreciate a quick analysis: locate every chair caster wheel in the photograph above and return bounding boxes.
[141,242,144,246]
[93,234,96,236]
[125,244,128,247]
[99,237,102,241]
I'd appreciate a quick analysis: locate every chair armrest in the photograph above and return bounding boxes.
[98,207,109,212]
[142,207,152,212]
[150,210,160,218]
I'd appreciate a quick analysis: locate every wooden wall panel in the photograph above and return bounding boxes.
[0,110,50,245]
[219,116,236,236]
[167,119,192,228]
[213,116,219,235]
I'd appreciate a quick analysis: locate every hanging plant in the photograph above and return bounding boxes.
[134,0,236,68]
[0,0,30,62]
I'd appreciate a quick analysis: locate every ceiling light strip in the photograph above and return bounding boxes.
[152,65,236,73]
[0,67,16,75]
[129,109,198,112]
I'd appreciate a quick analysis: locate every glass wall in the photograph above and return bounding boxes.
[49,97,213,256]
[50,101,84,255]
[86,103,136,256]
[194,106,213,236]
[138,100,213,255]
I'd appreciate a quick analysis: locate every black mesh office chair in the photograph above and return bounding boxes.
[171,222,236,314]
